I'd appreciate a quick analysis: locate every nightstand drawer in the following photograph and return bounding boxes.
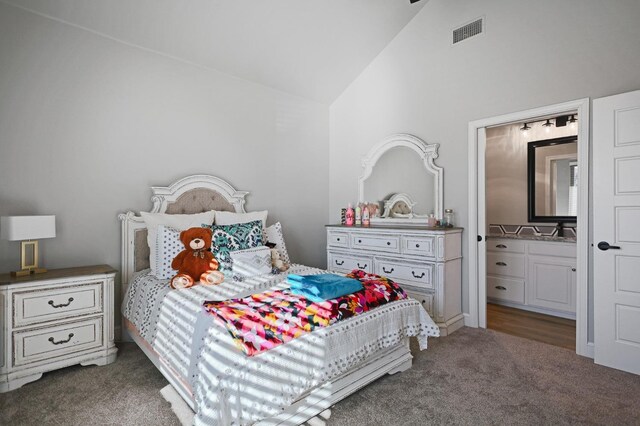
[376,260,434,290]
[13,282,103,328]
[13,317,103,367]
[327,231,349,248]
[328,252,373,273]
[351,233,400,253]
[405,290,434,317]
[403,235,436,257]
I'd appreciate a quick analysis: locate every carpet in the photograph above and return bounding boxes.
[2,327,639,425]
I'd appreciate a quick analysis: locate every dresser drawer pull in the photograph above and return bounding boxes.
[387,241,391,246]
[495,262,507,266]
[382,266,395,274]
[357,263,367,269]
[411,271,426,279]
[415,243,420,248]
[49,333,74,345]
[496,244,507,248]
[495,286,507,291]
[335,260,345,266]
[48,297,74,308]
[336,237,341,241]
[358,239,362,243]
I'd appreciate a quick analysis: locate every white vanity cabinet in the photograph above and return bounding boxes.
[326,225,463,335]
[487,237,576,318]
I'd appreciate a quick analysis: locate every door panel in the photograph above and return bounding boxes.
[594,89,640,375]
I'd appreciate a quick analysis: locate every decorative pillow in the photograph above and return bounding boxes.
[205,220,263,272]
[230,246,272,281]
[265,222,290,264]
[214,210,268,229]
[141,210,215,275]
[154,226,184,279]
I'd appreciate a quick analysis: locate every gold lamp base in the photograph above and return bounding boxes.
[11,240,47,277]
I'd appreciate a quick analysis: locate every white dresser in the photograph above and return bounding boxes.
[487,237,577,318]
[326,225,463,335]
[0,265,118,392]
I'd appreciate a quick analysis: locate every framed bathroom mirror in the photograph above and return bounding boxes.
[527,136,578,223]
[359,133,443,223]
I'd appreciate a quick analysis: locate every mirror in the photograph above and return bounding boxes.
[359,134,443,223]
[527,136,578,223]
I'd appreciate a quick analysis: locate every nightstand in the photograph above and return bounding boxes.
[0,265,118,392]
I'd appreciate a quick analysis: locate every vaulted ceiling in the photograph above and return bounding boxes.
[7,0,426,103]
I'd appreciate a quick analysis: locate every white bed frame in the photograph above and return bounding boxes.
[119,174,413,425]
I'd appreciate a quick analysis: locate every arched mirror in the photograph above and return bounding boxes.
[359,134,443,224]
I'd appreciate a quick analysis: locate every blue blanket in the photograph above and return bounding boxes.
[287,274,363,303]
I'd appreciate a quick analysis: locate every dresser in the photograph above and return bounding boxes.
[326,224,463,335]
[487,237,576,318]
[0,265,118,392]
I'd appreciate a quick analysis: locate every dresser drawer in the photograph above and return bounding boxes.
[487,276,525,304]
[13,317,104,367]
[13,282,104,328]
[351,233,400,254]
[486,252,525,278]
[487,239,525,254]
[375,259,434,290]
[328,252,373,273]
[327,231,349,248]
[402,235,436,257]
[404,290,434,317]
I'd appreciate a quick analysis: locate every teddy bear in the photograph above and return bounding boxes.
[270,248,290,273]
[170,227,224,289]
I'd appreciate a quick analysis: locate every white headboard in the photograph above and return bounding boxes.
[118,174,249,292]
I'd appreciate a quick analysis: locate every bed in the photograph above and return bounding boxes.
[119,174,439,425]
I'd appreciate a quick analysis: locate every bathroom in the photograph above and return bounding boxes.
[485,114,578,349]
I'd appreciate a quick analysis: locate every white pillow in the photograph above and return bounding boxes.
[140,210,215,275]
[265,222,290,264]
[230,246,272,281]
[214,210,268,229]
[155,226,183,279]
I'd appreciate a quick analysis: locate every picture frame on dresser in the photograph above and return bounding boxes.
[0,265,118,392]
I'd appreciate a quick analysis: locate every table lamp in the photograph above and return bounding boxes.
[1,215,56,277]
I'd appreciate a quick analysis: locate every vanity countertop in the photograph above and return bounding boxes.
[487,233,576,243]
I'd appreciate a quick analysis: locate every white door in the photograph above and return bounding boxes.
[593,89,640,375]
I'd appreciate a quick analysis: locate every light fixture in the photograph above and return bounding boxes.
[520,123,531,132]
[568,115,578,129]
[542,119,554,133]
[0,215,56,276]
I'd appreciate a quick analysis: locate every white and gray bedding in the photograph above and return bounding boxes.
[122,265,439,425]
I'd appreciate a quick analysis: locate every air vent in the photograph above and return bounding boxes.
[453,18,483,44]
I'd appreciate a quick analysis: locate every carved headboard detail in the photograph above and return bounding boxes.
[118,175,249,290]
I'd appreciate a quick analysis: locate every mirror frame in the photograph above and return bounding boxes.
[359,133,443,221]
[527,135,578,223]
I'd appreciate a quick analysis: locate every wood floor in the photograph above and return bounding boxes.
[487,303,576,350]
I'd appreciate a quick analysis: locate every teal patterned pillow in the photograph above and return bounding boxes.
[205,220,263,272]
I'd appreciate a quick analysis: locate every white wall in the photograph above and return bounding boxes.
[329,0,640,315]
[0,4,329,310]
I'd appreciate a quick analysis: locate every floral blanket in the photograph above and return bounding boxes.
[202,270,408,356]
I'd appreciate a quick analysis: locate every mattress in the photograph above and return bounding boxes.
[122,265,439,425]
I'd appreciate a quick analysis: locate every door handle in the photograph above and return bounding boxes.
[597,241,621,251]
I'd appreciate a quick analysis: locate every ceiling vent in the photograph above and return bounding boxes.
[453,18,483,44]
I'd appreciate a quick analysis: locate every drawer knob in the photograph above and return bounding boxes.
[357,263,367,269]
[48,297,74,308]
[572,268,576,272]
[496,244,507,248]
[387,241,391,246]
[495,262,507,266]
[411,271,426,279]
[49,333,74,345]
[495,286,507,291]
[358,239,362,243]
[335,260,345,266]
[336,237,340,241]
[382,266,395,274]
[415,243,420,248]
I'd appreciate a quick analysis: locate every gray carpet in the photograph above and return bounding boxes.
[2,327,639,425]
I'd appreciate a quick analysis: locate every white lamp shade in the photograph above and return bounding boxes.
[0,215,56,241]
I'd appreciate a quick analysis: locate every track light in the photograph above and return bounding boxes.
[568,115,577,129]
[542,119,553,133]
[520,123,531,132]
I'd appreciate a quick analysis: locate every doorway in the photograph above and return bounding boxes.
[467,98,591,357]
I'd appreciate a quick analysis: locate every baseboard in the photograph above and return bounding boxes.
[463,312,476,328]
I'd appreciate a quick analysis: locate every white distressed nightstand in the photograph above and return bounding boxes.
[0,265,118,392]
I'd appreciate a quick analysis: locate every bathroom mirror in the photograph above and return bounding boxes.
[359,134,443,223]
[527,136,578,223]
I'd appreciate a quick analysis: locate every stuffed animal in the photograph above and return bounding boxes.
[270,248,290,273]
[170,227,224,289]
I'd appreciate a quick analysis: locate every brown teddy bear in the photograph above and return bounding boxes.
[170,227,224,289]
